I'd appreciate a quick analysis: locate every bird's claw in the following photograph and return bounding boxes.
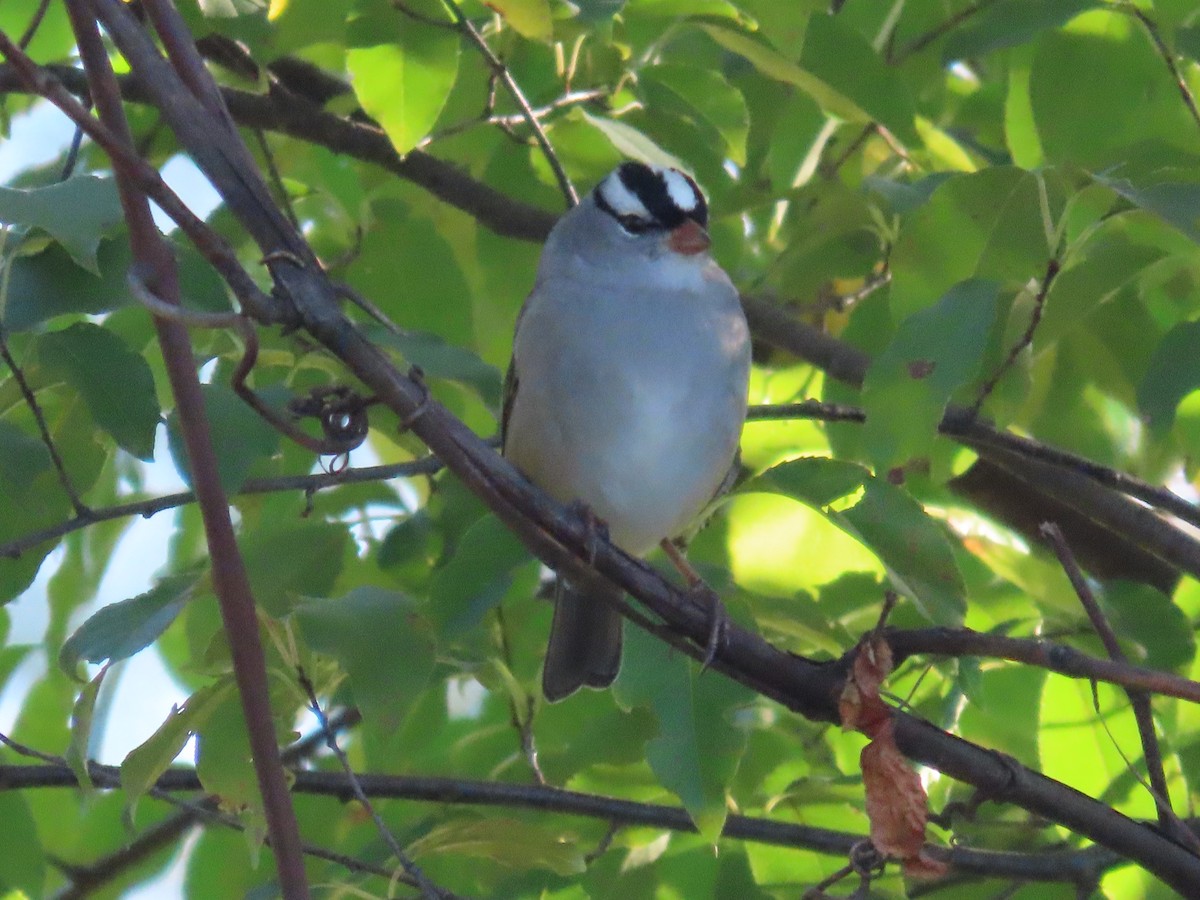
[565,500,609,565]
[688,581,728,672]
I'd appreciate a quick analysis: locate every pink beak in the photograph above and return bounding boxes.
[668,219,711,256]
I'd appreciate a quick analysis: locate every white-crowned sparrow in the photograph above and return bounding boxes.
[502,161,751,701]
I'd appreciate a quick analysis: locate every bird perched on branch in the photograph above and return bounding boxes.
[502,161,751,701]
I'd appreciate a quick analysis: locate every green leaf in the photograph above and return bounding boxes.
[1030,10,1200,167]
[702,17,918,146]
[943,0,1100,60]
[0,176,123,273]
[59,572,202,676]
[429,514,530,639]
[798,15,919,146]
[574,0,624,21]
[346,2,460,156]
[1092,169,1200,246]
[487,0,552,41]
[196,690,264,840]
[2,237,133,331]
[166,381,279,494]
[1036,230,1166,351]
[1103,581,1194,672]
[579,110,687,171]
[0,420,52,498]
[293,587,436,734]
[700,24,863,124]
[407,817,586,875]
[615,627,752,840]
[369,327,503,408]
[0,793,45,895]
[0,421,60,605]
[889,166,1054,320]
[638,64,750,165]
[65,664,108,791]
[747,458,966,625]
[1137,319,1200,435]
[862,279,999,469]
[121,680,233,821]
[633,0,744,17]
[37,322,160,461]
[240,521,349,616]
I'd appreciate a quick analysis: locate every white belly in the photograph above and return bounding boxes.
[505,278,749,555]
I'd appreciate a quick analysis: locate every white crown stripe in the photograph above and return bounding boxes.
[661,169,698,212]
[598,171,652,218]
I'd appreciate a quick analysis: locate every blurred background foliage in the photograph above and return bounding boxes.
[2,0,1200,897]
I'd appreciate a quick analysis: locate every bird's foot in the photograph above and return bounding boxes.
[565,500,609,565]
[660,539,728,671]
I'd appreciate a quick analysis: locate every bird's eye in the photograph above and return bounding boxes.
[618,214,652,234]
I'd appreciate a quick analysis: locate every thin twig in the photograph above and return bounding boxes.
[253,129,301,231]
[440,0,578,208]
[52,710,363,900]
[418,88,606,149]
[1039,522,1199,852]
[298,670,447,900]
[0,453,447,559]
[889,0,1000,65]
[0,326,90,518]
[970,257,1060,417]
[17,0,52,49]
[1123,5,1200,138]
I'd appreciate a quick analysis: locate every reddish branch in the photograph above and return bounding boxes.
[63,2,309,895]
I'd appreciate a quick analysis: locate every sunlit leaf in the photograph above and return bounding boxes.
[579,110,686,171]
[487,0,552,41]
[346,0,460,156]
[747,459,966,625]
[408,817,587,874]
[862,279,999,469]
[65,664,108,791]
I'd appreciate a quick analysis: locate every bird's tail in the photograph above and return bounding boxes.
[542,575,624,702]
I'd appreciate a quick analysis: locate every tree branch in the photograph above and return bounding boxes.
[441,0,577,207]
[0,761,1135,891]
[1040,522,1199,852]
[66,3,309,894]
